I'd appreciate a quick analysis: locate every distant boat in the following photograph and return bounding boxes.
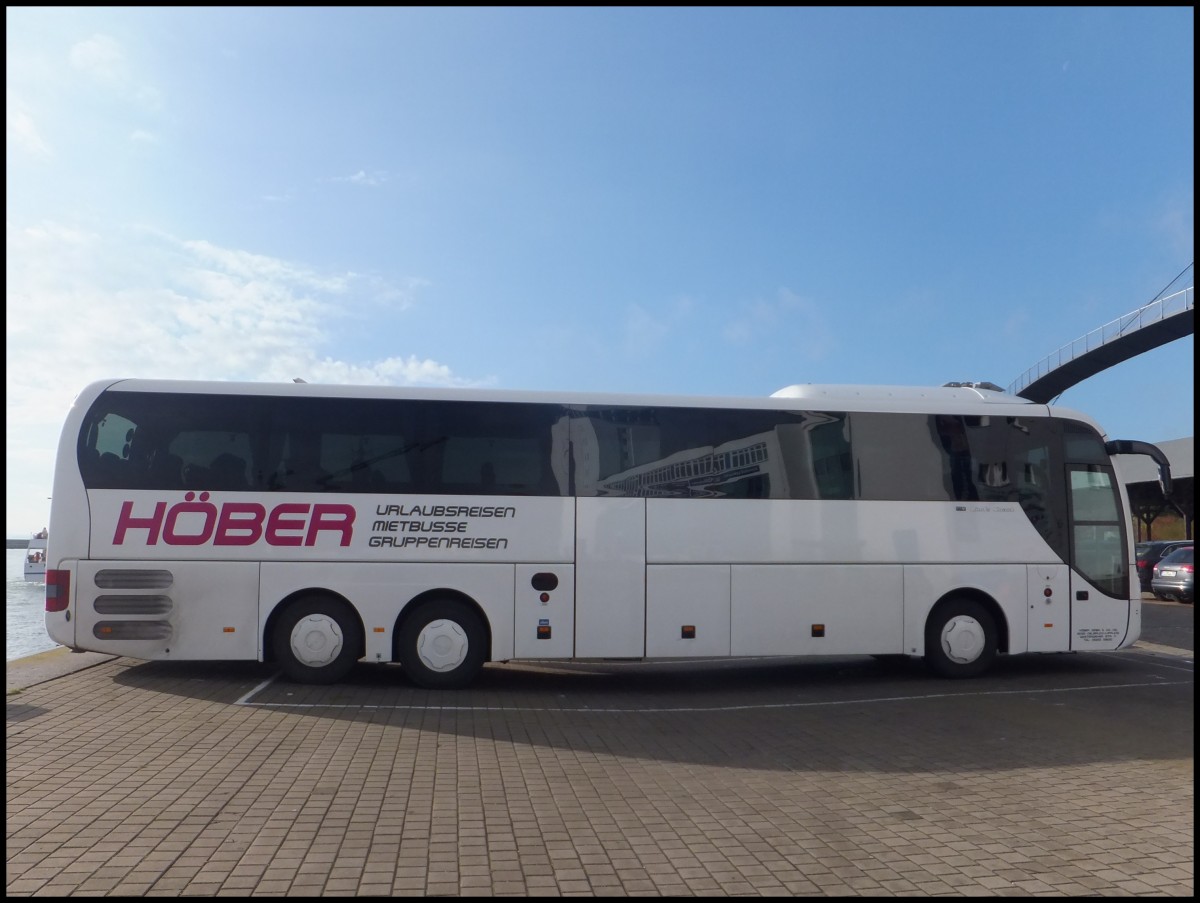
[24,528,48,581]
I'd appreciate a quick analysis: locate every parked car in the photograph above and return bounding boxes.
[1150,545,1194,603]
[1135,540,1193,592]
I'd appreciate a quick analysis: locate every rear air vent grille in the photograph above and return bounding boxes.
[93,595,173,615]
[92,621,173,641]
[94,570,174,589]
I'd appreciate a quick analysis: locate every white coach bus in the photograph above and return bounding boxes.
[44,378,1172,689]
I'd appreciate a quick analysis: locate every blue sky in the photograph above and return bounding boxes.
[5,7,1194,537]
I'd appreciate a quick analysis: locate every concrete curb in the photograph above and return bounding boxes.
[1131,640,1195,657]
[5,647,118,695]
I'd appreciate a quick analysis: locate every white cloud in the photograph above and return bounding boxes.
[364,275,428,312]
[623,296,695,357]
[5,220,465,394]
[131,84,164,112]
[6,92,51,156]
[69,34,128,85]
[179,237,354,296]
[4,219,477,535]
[68,33,163,112]
[722,288,835,361]
[333,170,389,187]
[301,356,491,387]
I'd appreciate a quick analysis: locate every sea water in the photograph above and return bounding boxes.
[7,548,58,661]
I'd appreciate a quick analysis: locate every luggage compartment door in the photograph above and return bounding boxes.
[574,498,646,658]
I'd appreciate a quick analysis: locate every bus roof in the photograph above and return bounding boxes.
[78,377,1109,426]
[770,383,1027,404]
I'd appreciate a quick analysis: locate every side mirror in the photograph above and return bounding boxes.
[1106,439,1174,500]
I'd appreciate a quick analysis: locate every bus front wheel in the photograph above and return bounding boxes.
[273,595,363,684]
[924,598,997,678]
[398,599,486,690]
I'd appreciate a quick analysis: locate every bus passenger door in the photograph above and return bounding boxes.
[1027,563,1070,652]
[574,498,646,658]
[1064,464,1136,650]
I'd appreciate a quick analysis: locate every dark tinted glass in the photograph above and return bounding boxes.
[75,391,1068,556]
[570,407,851,499]
[1160,547,1193,565]
[79,392,570,497]
[1062,421,1113,464]
[79,391,266,491]
[571,407,1063,505]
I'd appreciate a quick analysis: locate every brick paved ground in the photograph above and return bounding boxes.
[6,647,1194,896]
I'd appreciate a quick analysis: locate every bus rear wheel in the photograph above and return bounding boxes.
[398,599,486,690]
[273,595,363,684]
[924,598,997,678]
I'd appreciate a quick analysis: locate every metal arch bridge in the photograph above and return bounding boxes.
[1007,286,1194,403]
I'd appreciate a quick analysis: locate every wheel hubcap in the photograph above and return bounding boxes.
[290,614,344,667]
[416,619,469,673]
[940,615,985,664]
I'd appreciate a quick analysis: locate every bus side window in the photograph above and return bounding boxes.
[210,453,249,490]
[80,447,101,483]
[95,451,125,484]
[1022,461,1048,490]
[278,435,329,491]
[124,427,183,490]
[182,462,211,489]
[934,415,978,501]
[348,464,385,490]
[150,453,184,488]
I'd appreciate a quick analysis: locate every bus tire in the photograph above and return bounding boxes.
[924,598,997,679]
[273,595,363,684]
[398,599,486,690]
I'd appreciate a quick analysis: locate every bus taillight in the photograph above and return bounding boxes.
[45,569,70,612]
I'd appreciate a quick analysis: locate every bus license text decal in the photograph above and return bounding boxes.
[368,504,515,550]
